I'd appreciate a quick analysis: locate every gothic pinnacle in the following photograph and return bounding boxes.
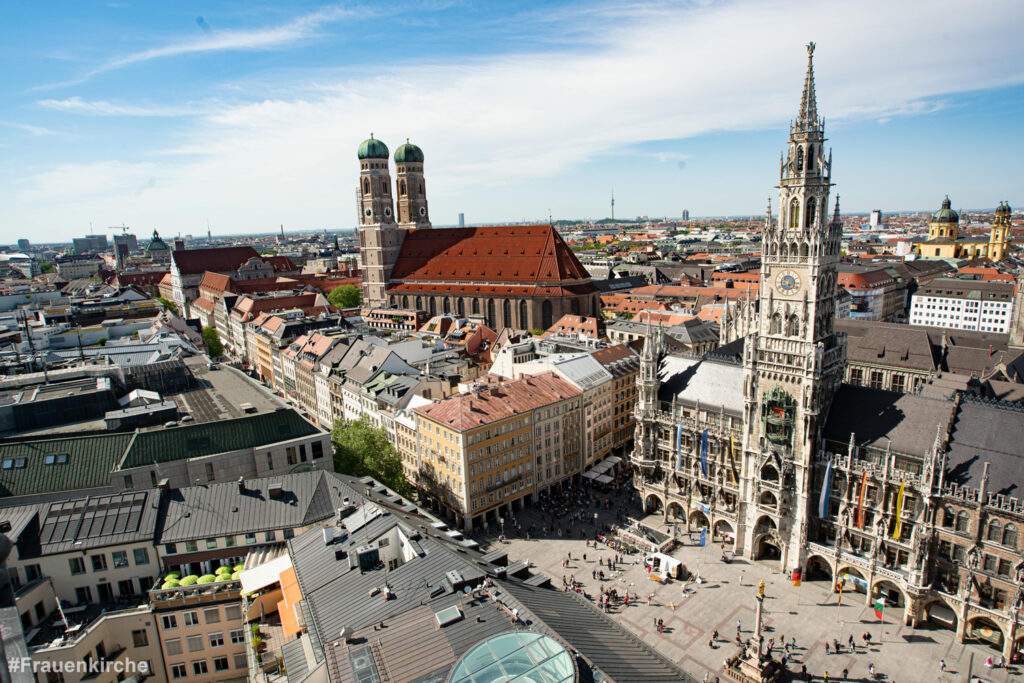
[797,42,819,132]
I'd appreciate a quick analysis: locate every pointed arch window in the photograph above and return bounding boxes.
[472,298,480,315]
[796,147,804,172]
[541,300,553,329]
[806,144,814,171]
[400,180,406,196]
[987,519,1001,542]
[487,299,496,327]
[806,199,817,229]
[787,314,800,337]
[519,300,528,327]
[789,198,800,229]
[503,299,511,327]
[363,178,370,195]
[457,298,465,316]
[770,313,782,335]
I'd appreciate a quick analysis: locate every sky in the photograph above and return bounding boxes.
[1,0,1023,243]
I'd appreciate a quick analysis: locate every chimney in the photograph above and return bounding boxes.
[268,483,283,499]
[237,476,245,494]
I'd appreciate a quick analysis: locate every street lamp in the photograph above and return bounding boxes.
[499,516,505,540]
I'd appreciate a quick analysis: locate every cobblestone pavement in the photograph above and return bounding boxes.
[469,485,1021,683]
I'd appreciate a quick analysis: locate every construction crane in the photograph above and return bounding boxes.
[105,224,131,233]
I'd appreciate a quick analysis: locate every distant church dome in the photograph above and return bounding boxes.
[147,230,169,252]
[394,141,424,164]
[932,195,959,224]
[357,135,389,160]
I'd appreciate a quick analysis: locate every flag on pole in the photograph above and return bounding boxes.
[892,480,906,539]
[699,430,708,477]
[872,596,885,620]
[700,528,707,546]
[818,460,833,518]
[856,470,867,529]
[837,575,843,604]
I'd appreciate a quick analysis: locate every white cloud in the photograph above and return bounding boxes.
[34,5,357,89]
[0,120,60,136]
[37,96,211,117]
[8,0,1024,236]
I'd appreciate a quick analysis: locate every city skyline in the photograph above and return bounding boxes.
[2,0,1023,242]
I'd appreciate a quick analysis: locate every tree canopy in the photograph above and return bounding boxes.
[328,284,361,309]
[202,325,223,358]
[331,417,411,497]
[157,297,178,315]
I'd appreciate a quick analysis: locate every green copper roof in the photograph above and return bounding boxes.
[0,433,133,499]
[120,410,321,468]
[357,136,389,160]
[394,141,424,163]
[932,195,959,224]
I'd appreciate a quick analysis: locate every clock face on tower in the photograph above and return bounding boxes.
[776,270,801,295]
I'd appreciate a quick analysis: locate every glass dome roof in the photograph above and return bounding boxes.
[448,631,576,683]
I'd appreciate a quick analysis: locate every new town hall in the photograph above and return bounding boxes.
[632,45,1024,660]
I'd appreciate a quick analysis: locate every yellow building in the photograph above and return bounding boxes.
[413,373,581,531]
[912,196,1011,261]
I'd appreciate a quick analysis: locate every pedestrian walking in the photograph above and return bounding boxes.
[800,664,807,680]
[939,659,945,672]
[712,629,719,642]
[737,619,742,632]
[868,663,874,676]
[842,668,848,680]
[823,671,829,682]
[825,642,830,655]
[848,634,854,649]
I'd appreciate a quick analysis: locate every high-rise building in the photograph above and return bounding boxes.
[16,239,29,251]
[869,209,882,227]
[72,234,107,254]
[681,209,690,221]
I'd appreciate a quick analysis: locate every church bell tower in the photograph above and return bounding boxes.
[740,43,846,570]
[357,135,401,308]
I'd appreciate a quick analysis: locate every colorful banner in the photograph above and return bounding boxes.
[700,528,707,546]
[892,480,906,539]
[729,436,736,483]
[872,597,885,620]
[856,470,867,529]
[700,429,708,477]
[677,423,684,471]
[818,460,833,518]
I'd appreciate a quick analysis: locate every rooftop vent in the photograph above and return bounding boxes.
[268,483,284,499]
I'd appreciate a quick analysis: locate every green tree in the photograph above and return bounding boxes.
[202,326,224,358]
[328,284,361,309]
[40,262,55,274]
[157,297,178,315]
[331,417,411,497]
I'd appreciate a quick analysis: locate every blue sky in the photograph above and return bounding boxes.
[2,0,1023,243]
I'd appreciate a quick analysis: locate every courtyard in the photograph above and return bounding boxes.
[470,484,1021,683]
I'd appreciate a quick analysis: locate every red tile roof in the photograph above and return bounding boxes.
[171,246,261,274]
[389,225,595,290]
[544,314,602,339]
[263,255,298,272]
[414,372,580,431]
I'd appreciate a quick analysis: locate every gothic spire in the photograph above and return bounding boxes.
[796,42,819,133]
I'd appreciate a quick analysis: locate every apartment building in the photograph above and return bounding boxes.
[413,372,581,531]
[837,265,900,321]
[909,278,1015,333]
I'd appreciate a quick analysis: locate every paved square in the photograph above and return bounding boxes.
[470,488,1020,683]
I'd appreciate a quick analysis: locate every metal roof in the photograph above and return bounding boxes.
[157,471,357,544]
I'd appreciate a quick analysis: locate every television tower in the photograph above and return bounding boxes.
[610,190,615,221]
